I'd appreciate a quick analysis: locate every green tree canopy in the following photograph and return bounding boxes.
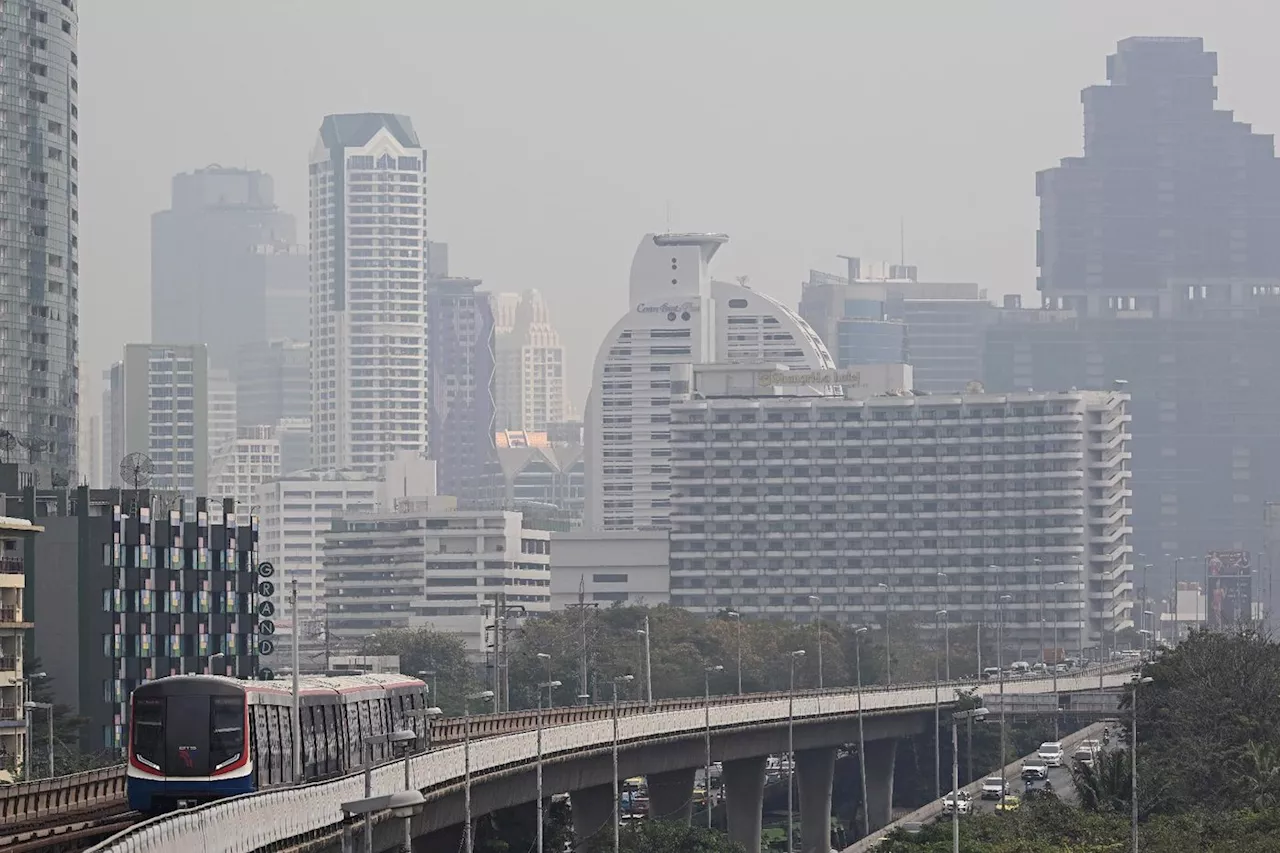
[360,628,477,715]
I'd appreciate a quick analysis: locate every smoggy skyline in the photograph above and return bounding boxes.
[78,0,1280,413]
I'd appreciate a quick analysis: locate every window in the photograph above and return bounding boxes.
[210,696,245,771]
[593,573,628,584]
[131,696,164,771]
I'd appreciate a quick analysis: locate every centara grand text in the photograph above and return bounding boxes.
[756,370,864,387]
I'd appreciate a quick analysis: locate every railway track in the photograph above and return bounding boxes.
[1,805,140,853]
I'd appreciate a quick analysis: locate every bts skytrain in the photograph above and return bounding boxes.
[126,673,428,813]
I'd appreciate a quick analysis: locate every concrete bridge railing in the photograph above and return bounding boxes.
[90,666,1138,853]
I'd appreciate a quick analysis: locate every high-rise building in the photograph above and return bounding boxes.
[104,345,210,494]
[0,2,79,485]
[584,233,834,531]
[667,363,1134,655]
[322,499,551,654]
[427,276,496,499]
[0,517,41,778]
[208,425,281,509]
[208,368,237,463]
[255,468,382,626]
[799,258,992,393]
[236,338,309,429]
[1036,37,1280,309]
[309,114,429,473]
[493,290,569,432]
[151,167,306,374]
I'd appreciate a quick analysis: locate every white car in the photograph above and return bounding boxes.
[1021,761,1049,781]
[940,791,973,815]
[981,776,1009,799]
[1073,745,1096,768]
[1038,742,1065,767]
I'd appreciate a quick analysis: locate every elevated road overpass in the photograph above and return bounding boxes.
[91,664,1137,853]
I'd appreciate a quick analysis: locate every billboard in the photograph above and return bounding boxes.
[1206,550,1252,628]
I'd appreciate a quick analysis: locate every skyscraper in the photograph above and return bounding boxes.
[235,338,309,429]
[1036,37,1280,309]
[0,1,79,484]
[427,276,496,499]
[104,345,210,494]
[493,290,569,431]
[309,114,429,473]
[151,167,306,374]
[584,233,834,531]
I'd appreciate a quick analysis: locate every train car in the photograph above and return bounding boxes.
[126,672,428,813]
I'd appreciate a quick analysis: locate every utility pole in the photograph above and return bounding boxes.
[566,577,598,703]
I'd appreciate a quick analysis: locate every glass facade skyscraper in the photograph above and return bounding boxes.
[0,1,79,484]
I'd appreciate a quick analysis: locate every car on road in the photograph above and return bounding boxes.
[1021,761,1049,780]
[995,794,1021,812]
[1038,742,1065,767]
[940,791,973,815]
[1073,744,1097,768]
[981,776,1010,799]
[981,667,1001,681]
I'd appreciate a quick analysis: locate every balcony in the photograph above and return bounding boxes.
[0,557,23,575]
[0,607,31,629]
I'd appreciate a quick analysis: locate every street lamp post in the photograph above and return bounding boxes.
[208,651,225,675]
[611,675,634,853]
[1035,557,1045,666]
[787,649,805,853]
[464,690,496,853]
[20,671,46,779]
[341,789,426,853]
[997,593,1012,796]
[1052,582,1065,739]
[23,701,52,779]
[950,707,990,853]
[854,628,869,839]
[876,582,893,684]
[636,618,653,705]
[1132,676,1153,853]
[808,595,823,689]
[725,610,743,695]
[360,730,417,853]
[933,610,945,800]
[536,671,562,853]
[703,665,723,828]
[936,573,950,681]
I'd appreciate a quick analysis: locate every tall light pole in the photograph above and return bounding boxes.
[933,610,944,800]
[611,674,634,853]
[1171,555,1182,643]
[807,595,823,689]
[725,610,743,695]
[1035,557,1045,664]
[21,671,45,779]
[1052,582,1065,739]
[876,582,893,684]
[1131,675,1153,853]
[636,617,653,705]
[854,628,869,839]
[464,690,496,853]
[290,578,301,781]
[208,651,225,675]
[951,706,989,853]
[703,664,723,828]
[787,649,805,853]
[23,701,52,779]
[936,573,950,680]
[997,593,1012,796]
[536,672,561,853]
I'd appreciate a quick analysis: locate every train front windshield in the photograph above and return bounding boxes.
[132,692,245,776]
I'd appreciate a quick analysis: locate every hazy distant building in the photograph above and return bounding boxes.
[236,338,309,429]
[668,362,1133,655]
[493,290,569,432]
[0,2,79,484]
[104,345,210,494]
[484,430,585,527]
[1036,37,1280,308]
[309,114,429,473]
[208,425,281,509]
[427,277,496,499]
[584,233,834,531]
[800,257,991,393]
[151,167,306,373]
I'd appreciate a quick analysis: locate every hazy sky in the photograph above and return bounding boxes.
[78,1,1280,413]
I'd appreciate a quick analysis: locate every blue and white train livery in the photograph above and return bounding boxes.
[126,672,428,813]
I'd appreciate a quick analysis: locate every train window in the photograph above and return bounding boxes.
[210,696,245,771]
[132,696,164,770]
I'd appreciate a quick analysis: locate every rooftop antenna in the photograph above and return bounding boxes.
[899,217,906,266]
[665,200,672,234]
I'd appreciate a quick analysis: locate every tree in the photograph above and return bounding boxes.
[587,819,747,853]
[360,628,477,715]
[1071,747,1131,813]
[14,660,115,779]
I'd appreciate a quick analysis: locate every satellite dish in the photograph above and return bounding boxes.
[119,453,154,490]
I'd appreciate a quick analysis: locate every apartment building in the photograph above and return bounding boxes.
[322,500,551,654]
[667,363,1134,656]
[0,517,41,778]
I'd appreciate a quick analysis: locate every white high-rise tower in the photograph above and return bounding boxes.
[309,114,429,472]
[493,290,569,431]
[585,233,834,531]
